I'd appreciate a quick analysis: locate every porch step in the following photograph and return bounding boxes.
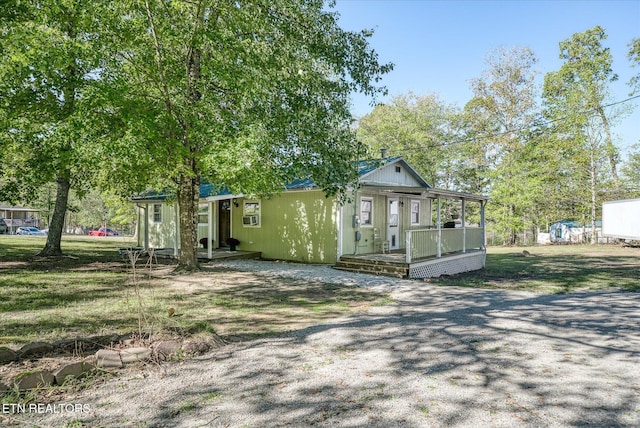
[334,257,409,279]
[333,266,406,279]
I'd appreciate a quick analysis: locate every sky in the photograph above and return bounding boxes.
[332,0,640,154]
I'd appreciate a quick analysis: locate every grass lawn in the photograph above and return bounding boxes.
[437,244,640,293]
[1,236,638,347]
[0,235,390,347]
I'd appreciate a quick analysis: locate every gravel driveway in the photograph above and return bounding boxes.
[14,260,640,427]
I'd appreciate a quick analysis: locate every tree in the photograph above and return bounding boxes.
[0,0,105,255]
[101,0,391,270]
[543,26,622,242]
[465,46,541,245]
[628,37,640,95]
[356,93,463,188]
[621,144,640,195]
[543,26,621,183]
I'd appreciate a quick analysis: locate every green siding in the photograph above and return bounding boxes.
[231,191,339,263]
[343,193,433,256]
[139,202,177,250]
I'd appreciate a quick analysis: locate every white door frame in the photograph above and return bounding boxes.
[387,196,400,250]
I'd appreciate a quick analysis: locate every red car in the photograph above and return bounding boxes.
[88,227,119,236]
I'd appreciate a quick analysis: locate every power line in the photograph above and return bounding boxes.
[360,94,640,154]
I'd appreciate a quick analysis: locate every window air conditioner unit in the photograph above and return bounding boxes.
[242,215,259,226]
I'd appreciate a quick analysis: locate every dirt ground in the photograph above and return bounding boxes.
[0,265,385,399]
[5,268,640,427]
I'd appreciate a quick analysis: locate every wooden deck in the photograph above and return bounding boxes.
[334,249,485,279]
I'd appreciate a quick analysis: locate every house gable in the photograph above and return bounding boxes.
[358,157,430,189]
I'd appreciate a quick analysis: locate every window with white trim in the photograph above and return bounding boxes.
[242,200,261,227]
[198,204,209,225]
[152,204,162,223]
[411,200,420,225]
[360,197,373,226]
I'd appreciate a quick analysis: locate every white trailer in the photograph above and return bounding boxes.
[602,198,640,240]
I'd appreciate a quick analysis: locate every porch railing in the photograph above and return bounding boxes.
[405,227,484,263]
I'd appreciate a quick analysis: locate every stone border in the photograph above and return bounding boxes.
[0,339,213,392]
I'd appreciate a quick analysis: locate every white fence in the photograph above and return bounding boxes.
[405,227,484,263]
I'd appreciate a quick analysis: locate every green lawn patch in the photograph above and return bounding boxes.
[0,235,389,347]
[435,244,640,293]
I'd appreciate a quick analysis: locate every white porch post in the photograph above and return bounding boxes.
[481,200,486,249]
[174,203,179,257]
[207,200,213,259]
[462,198,466,253]
[437,196,442,258]
[144,204,149,249]
[406,230,412,263]
[337,205,343,260]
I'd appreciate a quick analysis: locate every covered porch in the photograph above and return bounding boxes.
[336,189,488,279]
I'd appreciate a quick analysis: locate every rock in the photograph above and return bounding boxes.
[13,370,55,390]
[53,338,89,353]
[154,340,181,360]
[120,347,152,364]
[182,341,210,356]
[0,347,17,364]
[53,361,95,385]
[18,342,54,358]
[95,349,123,369]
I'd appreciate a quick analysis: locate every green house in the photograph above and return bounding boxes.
[132,157,489,278]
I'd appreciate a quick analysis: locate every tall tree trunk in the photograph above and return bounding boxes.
[37,177,70,257]
[176,171,200,271]
[596,106,618,184]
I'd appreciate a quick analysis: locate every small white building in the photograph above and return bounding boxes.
[549,220,603,244]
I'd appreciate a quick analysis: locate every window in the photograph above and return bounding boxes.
[411,200,420,225]
[198,204,209,225]
[242,200,261,227]
[152,204,162,223]
[395,166,401,173]
[360,197,373,226]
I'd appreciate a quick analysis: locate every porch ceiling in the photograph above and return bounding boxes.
[359,184,488,202]
[359,184,426,195]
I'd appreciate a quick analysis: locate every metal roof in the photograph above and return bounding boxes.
[131,157,488,202]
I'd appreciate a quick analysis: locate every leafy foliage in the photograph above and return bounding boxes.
[0,0,108,254]
[543,26,624,242]
[356,93,465,189]
[97,0,392,269]
[627,38,640,96]
[464,46,541,244]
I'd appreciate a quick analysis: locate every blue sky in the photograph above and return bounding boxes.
[332,0,640,153]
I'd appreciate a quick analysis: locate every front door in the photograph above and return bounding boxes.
[218,200,231,248]
[387,197,400,250]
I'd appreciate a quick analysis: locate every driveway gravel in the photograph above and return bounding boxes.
[11,260,640,427]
